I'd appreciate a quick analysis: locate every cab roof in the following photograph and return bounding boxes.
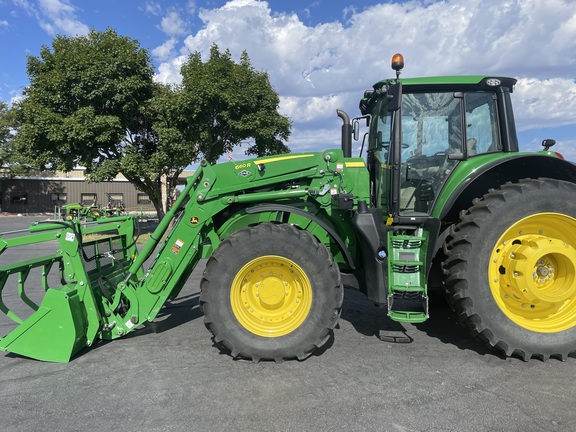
[360,75,518,115]
[374,75,517,92]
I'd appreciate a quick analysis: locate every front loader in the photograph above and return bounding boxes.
[3,54,576,363]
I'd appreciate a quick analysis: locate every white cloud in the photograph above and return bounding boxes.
[286,126,341,152]
[185,1,197,15]
[0,20,8,27]
[38,0,88,36]
[15,0,89,36]
[39,0,75,16]
[553,138,576,161]
[513,77,576,131]
[10,94,24,105]
[153,0,576,153]
[279,93,351,123]
[144,2,162,16]
[161,10,187,36]
[152,38,178,61]
[155,55,187,84]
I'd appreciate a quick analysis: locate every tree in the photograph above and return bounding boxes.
[13,30,291,218]
[12,28,170,212]
[178,44,291,163]
[0,101,26,178]
[16,29,154,170]
[111,82,196,215]
[0,101,11,170]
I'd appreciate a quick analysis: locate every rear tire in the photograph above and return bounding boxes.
[200,223,343,361]
[444,178,576,360]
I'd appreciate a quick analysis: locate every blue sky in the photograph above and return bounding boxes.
[1,0,576,161]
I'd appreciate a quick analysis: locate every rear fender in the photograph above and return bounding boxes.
[434,153,576,223]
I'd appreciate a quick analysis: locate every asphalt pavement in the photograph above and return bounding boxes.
[0,216,574,432]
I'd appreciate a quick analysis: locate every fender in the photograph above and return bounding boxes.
[245,204,356,270]
[435,153,576,222]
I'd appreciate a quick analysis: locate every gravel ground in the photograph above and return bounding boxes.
[1,216,575,432]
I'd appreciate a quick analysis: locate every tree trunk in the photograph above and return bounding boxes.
[153,199,165,220]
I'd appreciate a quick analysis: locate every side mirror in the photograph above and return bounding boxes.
[352,115,370,141]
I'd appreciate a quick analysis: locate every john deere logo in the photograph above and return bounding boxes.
[190,216,200,225]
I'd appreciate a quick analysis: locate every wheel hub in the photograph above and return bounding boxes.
[489,213,576,333]
[536,265,550,278]
[230,255,312,337]
[258,277,286,309]
[498,235,576,304]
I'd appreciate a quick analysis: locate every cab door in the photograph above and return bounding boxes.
[366,96,394,211]
[398,92,462,216]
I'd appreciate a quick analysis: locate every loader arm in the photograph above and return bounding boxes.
[115,151,367,335]
[0,150,367,362]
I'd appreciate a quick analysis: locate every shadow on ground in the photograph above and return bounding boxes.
[340,288,495,357]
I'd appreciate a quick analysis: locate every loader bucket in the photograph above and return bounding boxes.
[0,217,140,362]
[0,285,88,362]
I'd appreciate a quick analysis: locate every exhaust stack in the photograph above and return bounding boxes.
[337,109,352,158]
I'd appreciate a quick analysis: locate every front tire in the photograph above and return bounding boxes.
[200,223,343,361]
[444,178,576,360]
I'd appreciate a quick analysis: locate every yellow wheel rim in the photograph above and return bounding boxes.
[489,213,576,333]
[230,255,312,337]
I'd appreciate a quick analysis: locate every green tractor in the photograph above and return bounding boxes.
[2,54,576,362]
[60,201,103,221]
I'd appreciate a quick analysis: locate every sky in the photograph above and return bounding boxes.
[1,0,576,162]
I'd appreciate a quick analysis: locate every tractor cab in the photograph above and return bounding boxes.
[359,54,517,223]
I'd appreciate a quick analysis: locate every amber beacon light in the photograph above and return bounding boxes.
[391,53,404,78]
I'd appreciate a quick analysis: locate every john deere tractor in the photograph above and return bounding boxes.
[2,54,576,363]
[60,201,103,221]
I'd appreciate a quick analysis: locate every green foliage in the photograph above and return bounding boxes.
[0,102,9,146]
[12,29,170,214]
[12,30,291,217]
[14,28,154,173]
[0,101,27,177]
[0,101,10,168]
[179,44,291,163]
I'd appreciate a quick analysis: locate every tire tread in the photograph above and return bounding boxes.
[200,223,343,362]
[443,178,576,361]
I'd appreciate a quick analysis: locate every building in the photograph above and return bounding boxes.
[0,168,194,215]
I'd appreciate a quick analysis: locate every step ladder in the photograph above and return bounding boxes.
[387,230,428,323]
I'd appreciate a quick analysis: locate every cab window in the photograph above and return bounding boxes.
[367,97,393,207]
[465,92,501,156]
